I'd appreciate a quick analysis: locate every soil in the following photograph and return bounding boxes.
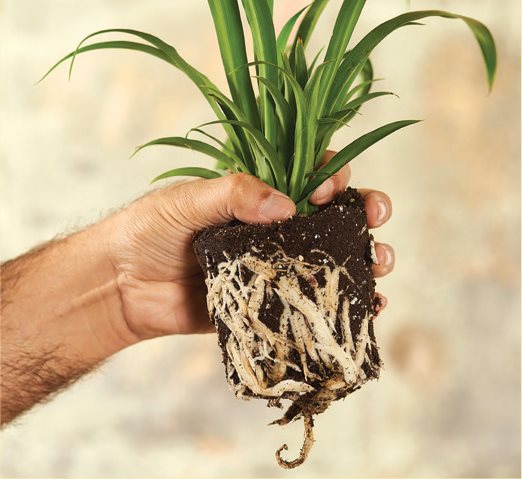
[192,187,382,467]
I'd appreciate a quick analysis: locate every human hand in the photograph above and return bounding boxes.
[106,151,394,341]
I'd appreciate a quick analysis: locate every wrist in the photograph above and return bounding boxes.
[101,204,170,341]
[74,215,141,356]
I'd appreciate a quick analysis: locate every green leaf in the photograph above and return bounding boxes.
[200,85,257,173]
[293,37,309,88]
[322,91,395,126]
[254,77,293,132]
[316,91,396,150]
[42,28,247,162]
[254,76,294,167]
[276,5,310,54]
[297,62,328,200]
[345,78,385,103]
[287,62,329,200]
[187,128,246,172]
[207,0,261,129]
[326,10,497,113]
[196,119,287,192]
[322,0,366,64]
[317,0,366,116]
[312,57,373,167]
[358,55,375,95]
[290,0,329,59]
[151,167,222,183]
[132,137,238,171]
[305,170,331,178]
[299,120,420,203]
[66,29,212,96]
[37,40,169,84]
[241,0,279,147]
[317,92,397,161]
[281,64,309,200]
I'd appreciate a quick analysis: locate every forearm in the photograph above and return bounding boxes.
[1,217,137,425]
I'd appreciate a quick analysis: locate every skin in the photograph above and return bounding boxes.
[0,151,394,425]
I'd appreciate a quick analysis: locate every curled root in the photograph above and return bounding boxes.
[275,414,314,469]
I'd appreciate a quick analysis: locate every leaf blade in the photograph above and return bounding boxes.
[241,0,279,147]
[37,40,170,84]
[132,136,237,171]
[326,10,497,113]
[196,119,287,191]
[299,120,420,202]
[317,0,366,116]
[44,28,249,163]
[277,5,310,54]
[207,0,261,129]
[151,167,222,183]
[291,0,329,57]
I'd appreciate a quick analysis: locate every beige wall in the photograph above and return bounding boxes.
[1,0,520,477]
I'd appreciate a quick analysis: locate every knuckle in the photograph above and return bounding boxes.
[225,173,250,206]
[223,173,260,220]
[227,172,252,190]
[227,172,270,201]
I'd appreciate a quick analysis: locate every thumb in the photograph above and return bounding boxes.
[162,173,296,229]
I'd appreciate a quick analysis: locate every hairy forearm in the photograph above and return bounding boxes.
[1,218,137,425]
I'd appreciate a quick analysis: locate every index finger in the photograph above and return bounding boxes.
[309,150,351,205]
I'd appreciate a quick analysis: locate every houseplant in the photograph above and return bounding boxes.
[42,0,496,469]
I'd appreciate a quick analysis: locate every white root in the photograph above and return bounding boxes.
[205,247,378,467]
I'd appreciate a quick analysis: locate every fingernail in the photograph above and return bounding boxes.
[314,179,335,202]
[376,199,387,223]
[377,245,393,266]
[383,246,393,266]
[260,192,295,221]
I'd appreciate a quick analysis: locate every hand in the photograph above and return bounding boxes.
[106,151,394,340]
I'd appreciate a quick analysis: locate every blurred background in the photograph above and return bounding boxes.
[1,0,520,477]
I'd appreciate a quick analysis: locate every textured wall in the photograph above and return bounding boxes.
[1,0,520,477]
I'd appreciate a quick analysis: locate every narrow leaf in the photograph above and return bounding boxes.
[294,37,309,88]
[330,91,396,123]
[202,85,257,173]
[187,128,246,172]
[299,120,420,201]
[207,0,261,129]
[345,78,385,103]
[241,0,279,147]
[318,0,366,115]
[43,28,246,162]
[277,5,310,54]
[326,10,497,113]
[132,137,237,171]
[290,0,329,61]
[196,119,287,192]
[151,167,222,183]
[38,41,169,84]
[254,76,294,166]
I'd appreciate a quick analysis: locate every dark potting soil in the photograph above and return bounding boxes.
[193,187,381,395]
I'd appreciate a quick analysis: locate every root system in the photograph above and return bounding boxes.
[204,246,380,468]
